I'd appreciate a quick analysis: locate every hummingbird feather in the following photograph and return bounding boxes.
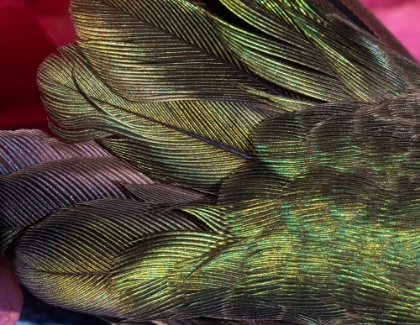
[0,130,153,257]
[3,0,420,324]
[0,129,108,174]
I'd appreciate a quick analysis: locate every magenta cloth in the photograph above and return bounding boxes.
[0,0,75,132]
[0,264,22,325]
[362,0,420,61]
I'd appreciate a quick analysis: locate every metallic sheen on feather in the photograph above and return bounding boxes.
[2,0,420,324]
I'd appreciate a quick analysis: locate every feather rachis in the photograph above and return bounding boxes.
[5,0,420,323]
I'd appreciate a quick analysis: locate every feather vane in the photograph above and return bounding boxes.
[5,0,420,324]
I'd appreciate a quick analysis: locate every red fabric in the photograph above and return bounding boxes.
[0,0,75,132]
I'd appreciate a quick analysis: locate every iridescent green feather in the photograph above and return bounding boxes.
[4,0,420,324]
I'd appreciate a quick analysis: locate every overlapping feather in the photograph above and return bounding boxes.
[0,130,153,257]
[4,0,420,324]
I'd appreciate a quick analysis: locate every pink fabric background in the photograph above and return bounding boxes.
[363,0,420,60]
[0,0,419,324]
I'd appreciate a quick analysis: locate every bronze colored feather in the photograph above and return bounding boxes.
[2,0,420,324]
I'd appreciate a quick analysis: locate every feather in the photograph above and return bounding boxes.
[255,91,420,186]
[0,129,109,175]
[308,0,415,58]
[37,0,419,190]
[0,130,153,257]
[15,200,226,320]
[4,0,420,324]
[39,43,262,188]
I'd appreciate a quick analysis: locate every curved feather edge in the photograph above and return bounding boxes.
[0,130,154,258]
[38,0,420,190]
[0,129,109,175]
[14,200,227,320]
[18,0,420,324]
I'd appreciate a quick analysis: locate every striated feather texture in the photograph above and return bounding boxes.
[3,0,420,324]
[0,130,154,257]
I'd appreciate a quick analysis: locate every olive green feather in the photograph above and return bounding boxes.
[3,0,420,324]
